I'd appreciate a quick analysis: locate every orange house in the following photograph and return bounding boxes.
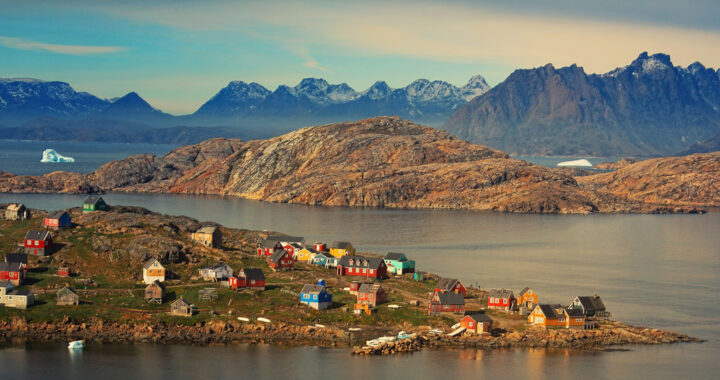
[518,287,538,309]
[528,304,585,329]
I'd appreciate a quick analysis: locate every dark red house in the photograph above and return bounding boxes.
[435,278,466,298]
[230,268,266,290]
[24,230,53,256]
[268,249,294,272]
[257,240,283,257]
[428,290,465,315]
[336,256,387,279]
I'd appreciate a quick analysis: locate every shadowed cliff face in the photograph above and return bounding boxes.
[0,117,715,213]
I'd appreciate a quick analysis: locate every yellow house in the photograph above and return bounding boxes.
[143,258,166,284]
[329,241,355,258]
[295,247,319,262]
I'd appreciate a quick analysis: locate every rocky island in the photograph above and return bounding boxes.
[0,205,703,354]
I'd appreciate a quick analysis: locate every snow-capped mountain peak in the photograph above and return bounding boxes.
[460,75,491,101]
[363,81,393,100]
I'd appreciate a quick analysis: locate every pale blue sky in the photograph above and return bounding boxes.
[2,0,719,114]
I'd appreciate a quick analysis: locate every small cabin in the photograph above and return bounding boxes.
[461,313,493,334]
[349,281,363,295]
[0,281,34,309]
[231,268,266,290]
[311,251,338,268]
[43,211,72,230]
[428,290,465,315]
[518,287,538,309]
[488,289,516,312]
[82,196,108,213]
[295,247,319,262]
[300,280,332,310]
[170,297,193,316]
[0,262,24,286]
[569,295,609,319]
[356,283,387,307]
[329,241,355,258]
[143,258,166,284]
[268,249,294,272]
[257,240,284,257]
[5,203,30,221]
[529,304,586,329]
[58,267,70,277]
[384,252,416,275]
[56,286,79,306]
[23,230,53,256]
[145,280,165,304]
[191,226,222,248]
[199,262,233,281]
[435,278,466,298]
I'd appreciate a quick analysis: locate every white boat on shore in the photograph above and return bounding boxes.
[556,159,593,167]
[67,340,83,350]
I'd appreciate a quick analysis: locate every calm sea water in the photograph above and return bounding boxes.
[0,192,718,379]
[0,140,175,176]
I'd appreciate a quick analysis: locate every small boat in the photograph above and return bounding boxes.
[348,327,362,332]
[237,317,250,322]
[315,324,326,328]
[67,340,84,350]
[448,327,466,337]
[387,304,400,309]
[257,317,271,323]
[451,323,461,329]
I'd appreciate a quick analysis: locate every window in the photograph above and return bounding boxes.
[469,322,474,327]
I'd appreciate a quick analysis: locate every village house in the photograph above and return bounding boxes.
[295,246,319,262]
[348,281,364,295]
[82,196,108,213]
[313,242,327,252]
[56,286,79,306]
[0,281,34,309]
[58,267,70,277]
[488,289,516,312]
[0,262,24,286]
[311,251,339,268]
[5,203,30,221]
[284,242,304,259]
[435,278,466,297]
[569,295,609,319]
[191,226,223,248]
[170,297,193,316]
[43,211,72,230]
[428,290,465,315]
[461,313,494,334]
[143,258,166,284]
[356,283,387,307]
[230,268,266,290]
[268,249,294,272]
[528,304,586,329]
[329,241,355,258]
[257,239,284,257]
[336,255,387,279]
[518,287,539,309]
[145,280,165,303]
[199,262,233,281]
[5,253,28,272]
[383,252,416,275]
[300,280,333,310]
[23,230,53,256]
[266,235,305,249]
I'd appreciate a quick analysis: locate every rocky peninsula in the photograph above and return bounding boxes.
[0,117,717,214]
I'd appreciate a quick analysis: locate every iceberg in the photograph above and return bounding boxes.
[40,149,75,163]
[556,159,592,167]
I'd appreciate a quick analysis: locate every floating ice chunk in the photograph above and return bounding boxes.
[557,159,592,167]
[40,149,75,163]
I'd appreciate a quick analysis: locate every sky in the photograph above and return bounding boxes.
[2,0,720,115]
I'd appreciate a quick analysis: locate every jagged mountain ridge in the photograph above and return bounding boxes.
[443,52,720,156]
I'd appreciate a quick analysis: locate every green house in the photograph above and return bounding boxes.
[82,196,108,213]
[383,252,415,275]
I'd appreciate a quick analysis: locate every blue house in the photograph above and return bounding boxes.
[300,280,332,310]
[311,251,339,268]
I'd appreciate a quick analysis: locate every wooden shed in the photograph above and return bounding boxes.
[5,204,30,221]
[145,280,165,304]
[56,286,79,306]
[191,226,222,248]
[170,297,193,316]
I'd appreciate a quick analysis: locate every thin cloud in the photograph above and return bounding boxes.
[0,36,125,55]
[286,45,329,72]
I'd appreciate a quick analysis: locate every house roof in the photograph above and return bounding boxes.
[565,308,585,318]
[314,251,334,260]
[24,230,51,241]
[338,255,384,269]
[8,290,32,296]
[47,210,68,219]
[519,287,530,297]
[437,278,460,291]
[385,252,407,261]
[146,280,165,289]
[576,296,606,312]
[83,195,104,205]
[0,280,14,289]
[196,226,219,234]
[172,297,190,307]
[301,284,326,295]
[289,242,304,249]
[464,312,493,323]
[537,304,558,319]
[269,249,289,263]
[331,241,352,249]
[143,258,163,270]
[488,289,515,299]
[5,253,28,265]
[203,262,231,271]
[267,235,304,244]
[0,262,22,272]
[57,286,77,295]
[432,291,465,305]
[260,239,282,248]
[7,204,24,211]
[358,283,383,294]
[240,268,265,280]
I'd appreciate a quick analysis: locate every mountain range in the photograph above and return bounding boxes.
[443,52,720,156]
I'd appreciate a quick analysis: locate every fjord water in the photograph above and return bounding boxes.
[0,192,718,378]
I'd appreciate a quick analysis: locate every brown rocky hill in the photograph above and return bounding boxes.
[0,117,715,213]
[578,152,720,208]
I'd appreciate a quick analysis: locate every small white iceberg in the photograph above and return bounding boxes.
[41,149,75,163]
[68,340,84,350]
[556,159,592,167]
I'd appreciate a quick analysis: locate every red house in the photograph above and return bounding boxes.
[428,290,465,315]
[268,249,294,272]
[488,289,516,311]
[230,268,266,290]
[435,278,466,298]
[336,256,387,279]
[24,230,53,256]
[356,283,387,307]
[43,211,72,230]
[58,267,70,277]
[257,240,283,257]
[461,313,493,334]
[0,262,24,286]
